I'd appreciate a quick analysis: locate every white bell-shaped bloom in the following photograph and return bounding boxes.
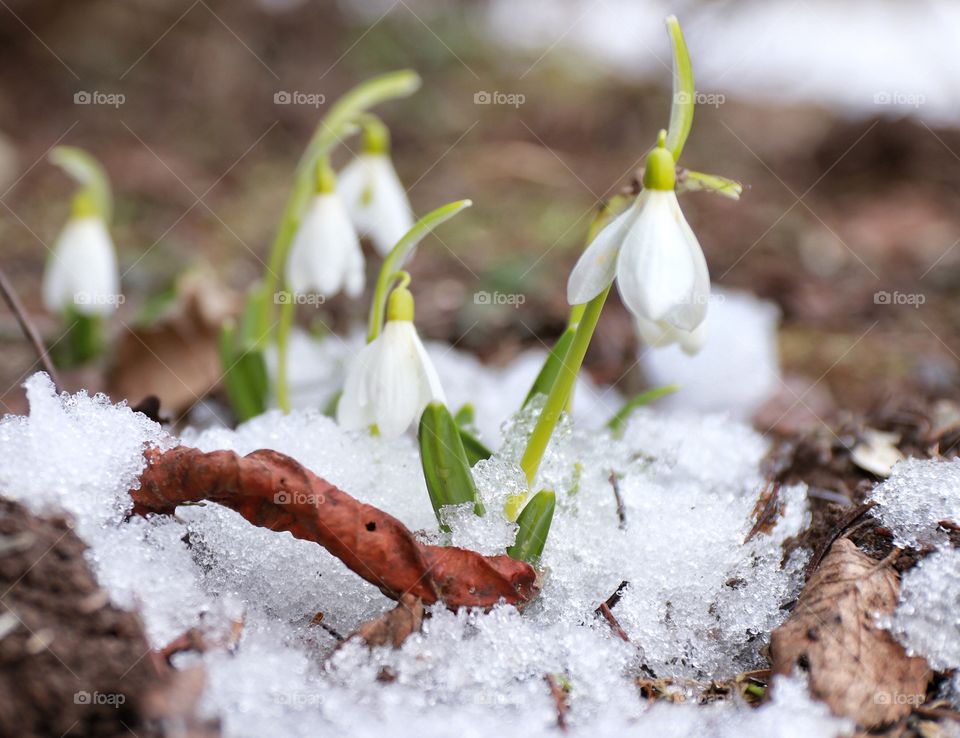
[634,314,706,356]
[42,215,120,316]
[338,284,445,438]
[567,186,710,352]
[337,153,413,256]
[285,192,364,298]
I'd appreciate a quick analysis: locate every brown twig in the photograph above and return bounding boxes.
[0,268,60,390]
[804,500,877,580]
[594,580,629,615]
[914,705,960,722]
[157,628,207,664]
[310,612,345,642]
[597,602,630,642]
[544,673,569,731]
[608,471,626,530]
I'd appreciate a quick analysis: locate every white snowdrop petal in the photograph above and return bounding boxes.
[678,320,707,355]
[42,216,119,316]
[343,232,366,298]
[338,154,414,257]
[566,200,637,305]
[615,191,698,323]
[336,156,372,229]
[410,329,447,406]
[370,322,421,437]
[336,341,380,430]
[366,156,414,256]
[285,194,364,298]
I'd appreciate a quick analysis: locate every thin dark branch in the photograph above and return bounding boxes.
[804,500,877,580]
[594,580,630,615]
[608,471,626,530]
[597,602,630,642]
[0,268,60,390]
[544,673,569,732]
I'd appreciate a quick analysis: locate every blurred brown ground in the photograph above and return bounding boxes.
[0,0,957,423]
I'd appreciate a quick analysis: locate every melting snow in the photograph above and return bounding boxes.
[0,368,852,737]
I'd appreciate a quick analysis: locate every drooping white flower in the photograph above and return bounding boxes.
[634,314,706,356]
[567,136,710,352]
[285,192,364,298]
[337,282,445,438]
[42,215,120,316]
[337,152,413,256]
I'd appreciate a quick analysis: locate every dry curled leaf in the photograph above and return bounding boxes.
[348,594,424,648]
[131,446,538,610]
[111,272,238,413]
[770,538,931,727]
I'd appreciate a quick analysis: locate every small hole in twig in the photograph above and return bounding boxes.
[366,521,376,532]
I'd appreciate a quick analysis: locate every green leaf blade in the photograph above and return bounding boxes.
[507,490,556,565]
[523,326,576,409]
[418,402,484,530]
[606,384,680,438]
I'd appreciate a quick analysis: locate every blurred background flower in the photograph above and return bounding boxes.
[0,0,957,430]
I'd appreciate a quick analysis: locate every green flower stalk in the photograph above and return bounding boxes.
[518,14,704,496]
[258,70,421,341]
[366,199,472,343]
[230,70,419,417]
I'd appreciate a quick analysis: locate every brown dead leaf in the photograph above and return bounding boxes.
[110,271,239,413]
[770,538,931,727]
[348,594,424,648]
[131,445,538,610]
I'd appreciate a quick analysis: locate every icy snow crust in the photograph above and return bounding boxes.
[0,371,853,737]
[869,457,960,549]
[870,458,960,674]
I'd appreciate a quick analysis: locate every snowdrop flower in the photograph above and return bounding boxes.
[338,277,445,438]
[567,131,710,353]
[42,213,119,316]
[337,119,413,256]
[285,171,364,298]
[634,315,706,356]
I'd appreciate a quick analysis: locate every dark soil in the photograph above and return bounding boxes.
[0,497,181,738]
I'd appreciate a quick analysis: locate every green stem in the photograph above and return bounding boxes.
[357,113,391,155]
[367,199,471,342]
[276,291,296,413]
[665,15,694,163]
[520,286,609,487]
[49,146,112,221]
[55,309,104,368]
[258,70,421,340]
